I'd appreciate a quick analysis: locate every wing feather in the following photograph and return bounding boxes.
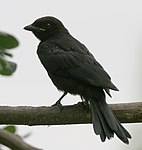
[38,40,118,91]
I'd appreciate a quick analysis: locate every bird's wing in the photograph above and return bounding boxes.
[38,41,118,91]
[67,52,118,91]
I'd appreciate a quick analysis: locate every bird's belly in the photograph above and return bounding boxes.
[48,72,85,95]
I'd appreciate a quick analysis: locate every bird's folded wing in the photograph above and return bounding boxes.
[44,47,118,91]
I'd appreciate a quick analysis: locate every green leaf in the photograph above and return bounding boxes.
[0,58,17,75]
[3,125,16,134]
[0,32,19,50]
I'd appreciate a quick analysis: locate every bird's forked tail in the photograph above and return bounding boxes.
[89,98,131,144]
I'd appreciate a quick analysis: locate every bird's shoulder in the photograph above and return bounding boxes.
[37,33,108,71]
[38,34,89,55]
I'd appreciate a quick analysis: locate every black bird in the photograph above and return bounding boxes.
[24,16,131,144]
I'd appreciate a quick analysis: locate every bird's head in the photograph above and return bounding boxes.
[24,16,68,41]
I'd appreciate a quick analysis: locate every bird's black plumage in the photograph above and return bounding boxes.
[24,16,131,144]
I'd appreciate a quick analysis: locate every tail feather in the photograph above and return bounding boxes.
[98,99,131,143]
[90,98,131,144]
[114,116,131,139]
[90,100,114,142]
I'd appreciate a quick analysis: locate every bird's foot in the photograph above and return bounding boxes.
[52,100,63,112]
[51,92,67,111]
[76,101,89,111]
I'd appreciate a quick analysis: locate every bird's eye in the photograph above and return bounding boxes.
[47,23,51,28]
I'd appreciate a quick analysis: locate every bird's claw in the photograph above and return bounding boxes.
[52,101,63,112]
[76,101,90,112]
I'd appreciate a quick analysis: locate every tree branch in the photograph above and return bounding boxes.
[0,102,141,126]
[0,129,42,150]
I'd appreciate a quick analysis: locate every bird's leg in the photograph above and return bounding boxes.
[76,96,90,111]
[52,92,67,108]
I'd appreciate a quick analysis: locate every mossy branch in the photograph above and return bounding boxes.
[0,102,141,126]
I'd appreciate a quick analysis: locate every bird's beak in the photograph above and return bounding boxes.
[24,25,45,32]
[24,25,38,32]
